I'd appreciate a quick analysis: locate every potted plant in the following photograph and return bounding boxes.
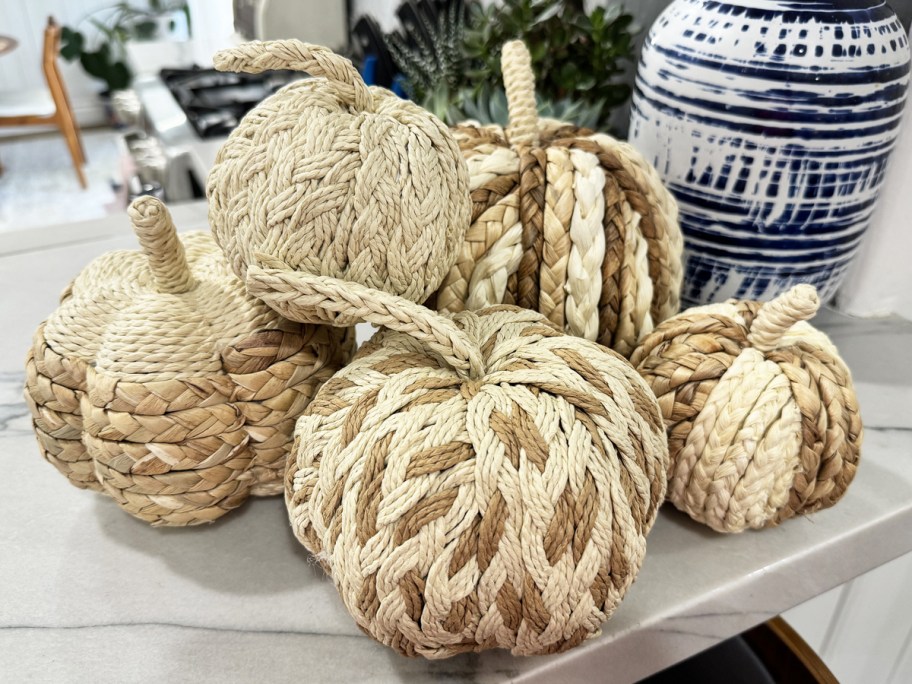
[60,1,190,104]
[382,0,635,131]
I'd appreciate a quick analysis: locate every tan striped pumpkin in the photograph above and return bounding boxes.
[433,41,684,357]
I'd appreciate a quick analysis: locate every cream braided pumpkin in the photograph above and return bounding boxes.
[280,301,668,657]
[24,197,353,525]
[630,285,863,533]
[206,40,471,324]
[433,41,684,357]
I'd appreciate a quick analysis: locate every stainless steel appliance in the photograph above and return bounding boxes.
[125,63,301,202]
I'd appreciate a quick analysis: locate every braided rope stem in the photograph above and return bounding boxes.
[213,39,373,112]
[127,197,195,294]
[502,40,539,147]
[748,284,820,352]
[246,266,485,380]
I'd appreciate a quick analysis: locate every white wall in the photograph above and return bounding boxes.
[0,0,130,128]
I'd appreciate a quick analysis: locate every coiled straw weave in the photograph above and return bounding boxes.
[631,285,863,532]
[206,39,471,324]
[24,197,353,525]
[434,41,683,357]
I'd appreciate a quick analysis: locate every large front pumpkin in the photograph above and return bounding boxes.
[433,41,684,357]
[24,198,353,525]
[286,305,668,657]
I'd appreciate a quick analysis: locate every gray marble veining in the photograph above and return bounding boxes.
[1,203,910,684]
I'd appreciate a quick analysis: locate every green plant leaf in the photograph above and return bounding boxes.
[59,27,84,62]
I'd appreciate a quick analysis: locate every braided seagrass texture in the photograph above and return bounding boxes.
[206,40,471,325]
[630,284,863,533]
[434,41,683,357]
[286,305,669,657]
[24,197,354,526]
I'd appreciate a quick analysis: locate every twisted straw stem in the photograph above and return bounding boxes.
[748,284,820,352]
[127,196,195,294]
[213,39,373,112]
[246,265,485,380]
[502,40,539,147]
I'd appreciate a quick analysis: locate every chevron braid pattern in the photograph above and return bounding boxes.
[434,41,681,357]
[630,285,863,533]
[207,40,470,323]
[24,197,354,525]
[287,306,668,657]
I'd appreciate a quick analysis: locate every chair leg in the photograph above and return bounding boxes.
[57,113,87,188]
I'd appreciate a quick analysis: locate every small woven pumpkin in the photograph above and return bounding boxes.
[630,285,863,533]
[284,302,669,657]
[206,40,471,324]
[433,40,684,357]
[24,197,353,526]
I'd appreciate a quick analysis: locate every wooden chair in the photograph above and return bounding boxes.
[0,16,87,188]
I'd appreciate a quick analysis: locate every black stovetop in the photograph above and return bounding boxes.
[160,66,301,138]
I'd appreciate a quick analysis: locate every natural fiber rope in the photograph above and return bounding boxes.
[465,220,523,311]
[566,148,606,340]
[246,265,484,379]
[25,197,353,525]
[214,40,373,111]
[286,305,669,657]
[128,197,195,294]
[631,285,862,532]
[539,146,573,328]
[207,39,471,322]
[435,41,682,356]
[502,40,539,147]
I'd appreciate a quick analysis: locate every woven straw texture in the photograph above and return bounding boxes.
[24,197,354,526]
[433,41,683,357]
[630,284,863,533]
[206,40,471,325]
[286,304,669,657]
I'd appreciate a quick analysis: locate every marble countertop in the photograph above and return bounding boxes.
[2,202,911,683]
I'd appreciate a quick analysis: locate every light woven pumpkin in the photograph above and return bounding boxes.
[283,301,669,657]
[434,40,684,357]
[206,39,471,324]
[630,285,863,533]
[24,197,354,526]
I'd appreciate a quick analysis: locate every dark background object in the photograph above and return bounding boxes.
[639,617,838,684]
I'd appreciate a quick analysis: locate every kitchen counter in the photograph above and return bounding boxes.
[1,202,911,683]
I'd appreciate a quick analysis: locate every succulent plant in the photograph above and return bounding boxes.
[443,84,604,130]
[381,0,636,132]
[385,1,469,103]
[462,0,636,129]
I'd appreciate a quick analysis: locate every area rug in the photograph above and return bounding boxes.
[0,129,125,233]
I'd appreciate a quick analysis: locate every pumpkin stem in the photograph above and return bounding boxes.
[502,40,540,147]
[748,284,820,352]
[213,40,374,113]
[128,196,196,295]
[246,261,486,381]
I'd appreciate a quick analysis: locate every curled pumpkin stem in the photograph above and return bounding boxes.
[748,284,820,352]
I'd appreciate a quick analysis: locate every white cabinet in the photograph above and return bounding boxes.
[785,552,912,683]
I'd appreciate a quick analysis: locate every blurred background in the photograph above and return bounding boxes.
[3,0,911,234]
[1,2,911,682]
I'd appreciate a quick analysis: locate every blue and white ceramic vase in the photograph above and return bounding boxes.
[628,0,912,306]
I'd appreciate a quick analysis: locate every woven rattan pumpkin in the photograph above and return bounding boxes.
[433,41,684,357]
[206,40,471,324]
[283,301,669,657]
[630,285,862,533]
[24,197,353,526]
